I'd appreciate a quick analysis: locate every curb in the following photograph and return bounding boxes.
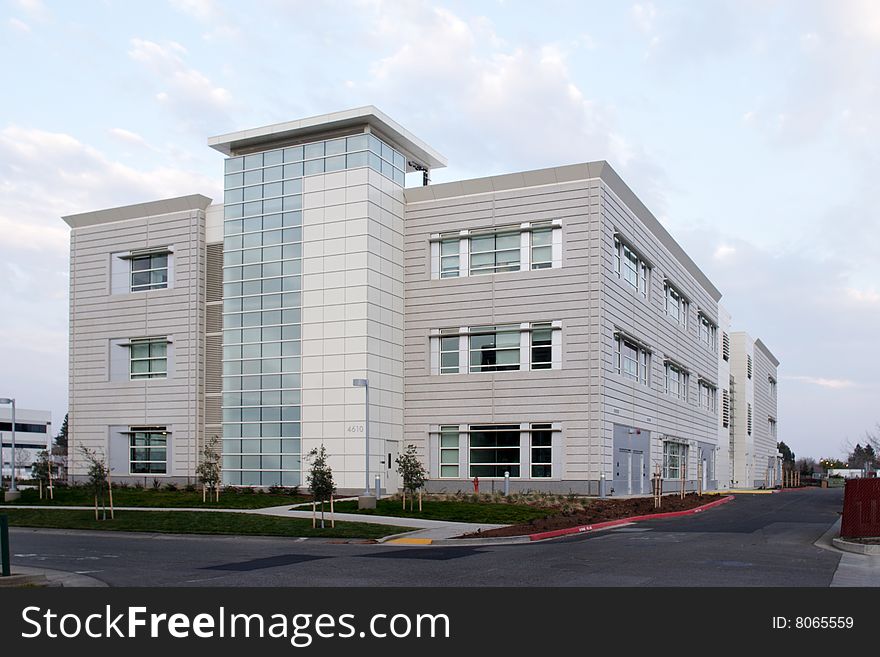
[832,537,880,556]
[0,573,48,588]
[527,495,735,542]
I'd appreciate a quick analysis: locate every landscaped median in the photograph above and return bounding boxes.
[331,497,559,524]
[459,493,734,540]
[1,508,411,540]
[0,485,309,509]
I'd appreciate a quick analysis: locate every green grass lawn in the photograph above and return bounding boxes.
[332,498,558,524]
[1,508,409,539]
[0,486,307,509]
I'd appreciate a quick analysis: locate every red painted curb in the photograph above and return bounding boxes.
[528,495,735,542]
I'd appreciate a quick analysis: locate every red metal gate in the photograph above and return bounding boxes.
[840,478,880,538]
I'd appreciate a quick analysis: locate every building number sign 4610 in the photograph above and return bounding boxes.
[347,424,365,433]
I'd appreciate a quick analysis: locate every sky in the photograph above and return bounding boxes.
[0,0,877,461]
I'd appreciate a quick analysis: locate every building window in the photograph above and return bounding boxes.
[439,331,460,374]
[469,424,520,477]
[665,362,688,400]
[613,236,649,297]
[722,332,730,361]
[615,334,650,386]
[699,381,717,412]
[130,253,169,292]
[439,425,460,478]
[440,239,460,278]
[531,227,552,270]
[769,417,777,438]
[699,314,717,351]
[664,281,688,327]
[130,338,167,379]
[769,376,777,399]
[469,325,521,372]
[663,440,688,480]
[530,323,553,369]
[531,424,552,478]
[747,355,752,379]
[747,403,752,435]
[129,427,167,474]
[469,232,521,275]
[722,389,731,428]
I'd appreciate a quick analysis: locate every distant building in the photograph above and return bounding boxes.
[0,407,52,481]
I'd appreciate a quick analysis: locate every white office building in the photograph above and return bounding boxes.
[0,407,52,482]
[63,106,780,493]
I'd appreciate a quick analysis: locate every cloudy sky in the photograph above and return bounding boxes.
[1,0,877,460]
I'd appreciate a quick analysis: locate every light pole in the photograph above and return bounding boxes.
[0,399,15,493]
[352,379,370,496]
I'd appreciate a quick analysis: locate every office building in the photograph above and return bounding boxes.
[63,106,779,492]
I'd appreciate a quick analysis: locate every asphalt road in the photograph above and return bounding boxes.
[8,488,847,587]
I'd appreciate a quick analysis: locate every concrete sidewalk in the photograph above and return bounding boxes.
[1,504,506,540]
[1,566,107,588]
[814,518,880,587]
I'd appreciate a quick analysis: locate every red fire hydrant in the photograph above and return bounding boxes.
[473,477,479,494]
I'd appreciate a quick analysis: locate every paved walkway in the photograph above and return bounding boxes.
[814,518,880,587]
[1,504,506,541]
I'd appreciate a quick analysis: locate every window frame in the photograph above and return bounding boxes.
[439,238,460,279]
[530,227,553,270]
[129,427,168,475]
[663,440,688,480]
[469,231,521,276]
[468,424,521,478]
[469,325,521,373]
[664,281,688,328]
[439,425,460,478]
[530,423,552,478]
[613,235,650,298]
[698,314,718,352]
[530,323,553,370]
[130,253,169,292]
[615,334,650,386]
[439,331,460,374]
[129,337,168,380]
[665,362,688,401]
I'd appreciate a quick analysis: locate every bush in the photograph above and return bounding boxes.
[164,483,179,492]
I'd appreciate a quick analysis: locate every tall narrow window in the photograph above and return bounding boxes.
[531,227,552,269]
[665,282,688,327]
[469,326,520,372]
[130,338,168,379]
[722,332,730,361]
[722,389,731,428]
[615,334,650,385]
[769,376,777,399]
[469,232,520,275]
[747,403,752,435]
[699,381,716,412]
[469,424,521,477]
[439,331,460,374]
[663,441,688,480]
[531,424,552,478]
[130,253,168,292]
[699,314,717,351]
[129,427,167,474]
[440,239,460,278]
[439,425,460,478]
[747,355,752,379]
[613,236,649,297]
[530,323,552,369]
[665,362,688,401]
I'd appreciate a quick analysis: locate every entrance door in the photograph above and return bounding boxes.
[385,441,400,493]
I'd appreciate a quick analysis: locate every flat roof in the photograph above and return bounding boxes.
[62,194,213,229]
[407,160,722,302]
[208,105,447,170]
[754,338,780,367]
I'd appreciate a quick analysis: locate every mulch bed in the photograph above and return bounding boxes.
[460,493,723,538]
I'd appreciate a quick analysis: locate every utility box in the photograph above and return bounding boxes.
[840,479,880,538]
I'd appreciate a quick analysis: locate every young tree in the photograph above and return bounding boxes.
[12,448,32,483]
[196,434,222,502]
[80,446,109,520]
[31,450,51,498]
[307,445,336,529]
[395,444,427,512]
[795,457,817,476]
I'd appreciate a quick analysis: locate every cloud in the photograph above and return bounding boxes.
[168,0,241,42]
[846,288,880,304]
[13,0,49,20]
[713,244,736,260]
[7,17,30,32]
[361,1,669,210]
[127,38,233,124]
[108,127,153,149]
[783,376,858,390]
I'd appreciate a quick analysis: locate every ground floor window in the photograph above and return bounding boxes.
[469,424,521,477]
[531,424,552,478]
[129,427,168,474]
[663,440,688,480]
[439,425,460,478]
